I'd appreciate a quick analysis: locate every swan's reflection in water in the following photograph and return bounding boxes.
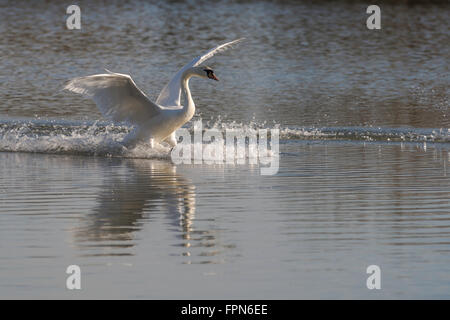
[74,158,222,263]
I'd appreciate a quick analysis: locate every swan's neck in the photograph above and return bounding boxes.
[180,70,196,120]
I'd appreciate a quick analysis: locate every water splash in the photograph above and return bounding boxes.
[0,118,170,159]
[187,118,450,143]
[0,118,449,158]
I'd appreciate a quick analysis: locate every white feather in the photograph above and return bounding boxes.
[64,72,161,125]
[156,38,244,107]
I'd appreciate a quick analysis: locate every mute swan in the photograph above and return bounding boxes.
[64,38,243,148]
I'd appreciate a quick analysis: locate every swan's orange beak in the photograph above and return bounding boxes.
[209,73,219,81]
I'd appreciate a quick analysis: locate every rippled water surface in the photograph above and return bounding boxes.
[0,0,449,299]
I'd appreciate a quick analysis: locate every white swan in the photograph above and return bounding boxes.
[64,39,243,148]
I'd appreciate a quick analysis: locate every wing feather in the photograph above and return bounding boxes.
[156,38,244,107]
[64,72,161,125]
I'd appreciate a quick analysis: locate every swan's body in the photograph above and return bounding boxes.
[64,39,242,148]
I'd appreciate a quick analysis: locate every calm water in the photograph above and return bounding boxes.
[0,0,449,299]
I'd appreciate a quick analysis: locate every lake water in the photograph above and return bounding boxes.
[0,0,449,299]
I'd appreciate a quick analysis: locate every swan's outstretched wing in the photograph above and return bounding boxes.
[156,38,244,107]
[64,71,161,125]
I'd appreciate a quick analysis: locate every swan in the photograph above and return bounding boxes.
[64,38,243,149]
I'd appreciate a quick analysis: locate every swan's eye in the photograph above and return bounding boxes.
[204,69,218,81]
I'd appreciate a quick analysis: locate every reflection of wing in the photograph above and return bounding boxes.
[64,70,162,125]
[156,38,244,107]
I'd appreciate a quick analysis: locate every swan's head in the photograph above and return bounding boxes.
[203,66,219,81]
[191,66,219,81]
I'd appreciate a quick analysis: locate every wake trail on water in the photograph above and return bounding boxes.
[0,119,170,159]
[0,118,449,158]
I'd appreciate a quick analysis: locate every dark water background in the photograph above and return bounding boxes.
[1,0,448,128]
